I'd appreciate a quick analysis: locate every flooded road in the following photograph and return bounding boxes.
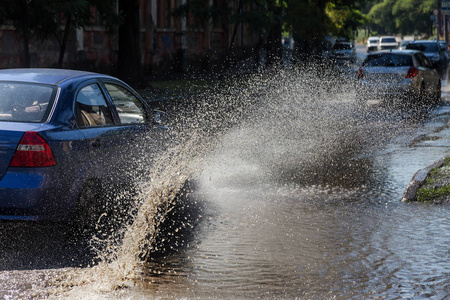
[136,87,450,299]
[1,66,450,299]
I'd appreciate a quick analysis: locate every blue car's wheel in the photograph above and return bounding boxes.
[71,179,104,230]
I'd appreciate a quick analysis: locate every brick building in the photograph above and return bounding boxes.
[0,0,258,75]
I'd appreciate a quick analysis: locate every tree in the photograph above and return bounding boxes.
[45,0,119,68]
[285,0,328,57]
[173,0,286,68]
[264,0,284,67]
[367,0,397,34]
[117,0,141,85]
[326,2,367,38]
[367,0,436,37]
[45,0,92,68]
[0,0,119,68]
[285,0,367,58]
[0,0,39,67]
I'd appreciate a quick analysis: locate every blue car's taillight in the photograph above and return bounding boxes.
[10,131,56,167]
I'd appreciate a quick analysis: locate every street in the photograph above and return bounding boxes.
[1,55,450,299]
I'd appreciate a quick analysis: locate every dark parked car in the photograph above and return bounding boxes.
[329,41,356,63]
[398,40,411,50]
[356,50,441,105]
[406,40,449,79]
[0,69,167,224]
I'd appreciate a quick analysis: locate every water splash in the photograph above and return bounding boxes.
[47,62,417,297]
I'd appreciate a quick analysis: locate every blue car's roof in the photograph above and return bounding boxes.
[0,68,112,85]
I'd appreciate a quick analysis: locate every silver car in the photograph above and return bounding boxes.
[355,50,441,105]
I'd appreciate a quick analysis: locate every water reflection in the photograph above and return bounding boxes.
[133,88,450,298]
[137,181,450,298]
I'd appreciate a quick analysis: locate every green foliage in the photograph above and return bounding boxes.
[367,0,395,34]
[92,0,122,32]
[326,2,366,38]
[285,0,329,42]
[172,0,368,57]
[416,158,450,202]
[172,0,282,35]
[367,0,436,35]
[285,0,367,43]
[172,0,285,66]
[235,0,281,35]
[416,184,450,202]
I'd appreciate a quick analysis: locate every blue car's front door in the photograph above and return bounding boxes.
[74,82,138,183]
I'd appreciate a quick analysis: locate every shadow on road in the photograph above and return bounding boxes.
[0,221,96,270]
[0,181,206,271]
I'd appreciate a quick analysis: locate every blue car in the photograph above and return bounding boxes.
[0,68,166,223]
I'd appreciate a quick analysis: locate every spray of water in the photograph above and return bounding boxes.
[48,61,414,297]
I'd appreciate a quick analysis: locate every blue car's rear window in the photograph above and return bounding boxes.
[363,54,413,67]
[0,82,57,123]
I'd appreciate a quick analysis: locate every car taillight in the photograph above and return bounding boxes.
[357,67,364,79]
[405,66,418,78]
[10,131,56,167]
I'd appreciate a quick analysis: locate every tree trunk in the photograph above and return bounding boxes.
[265,3,283,68]
[22,24,30,68]
[19,0,30,67]
[118,0,141,86]
[312,0,327,59]
[58,14,72,68]
[229,0,243,50]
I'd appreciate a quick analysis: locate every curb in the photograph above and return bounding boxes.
[402,158,445,202]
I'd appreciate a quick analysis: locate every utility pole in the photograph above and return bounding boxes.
[437,0,441,40]
[445,15,448,45]
[443,0,450,45]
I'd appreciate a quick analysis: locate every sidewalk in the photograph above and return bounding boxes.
[402,79,450,203]
[403,158,450,203]
[442,78,450,97]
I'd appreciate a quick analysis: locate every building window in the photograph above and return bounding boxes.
[158,0,172,28]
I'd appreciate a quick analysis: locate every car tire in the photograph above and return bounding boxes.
[71,179,104,231]
[435,80,442,104]
[416,83,426,105]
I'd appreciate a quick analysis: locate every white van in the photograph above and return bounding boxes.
[378,36,398,51]
[367,36,379,52]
